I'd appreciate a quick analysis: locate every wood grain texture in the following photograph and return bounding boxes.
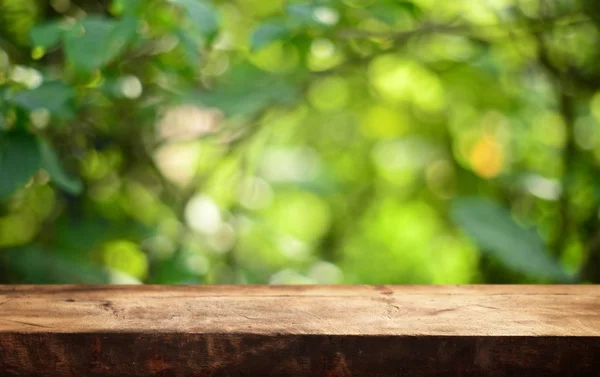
[0,285,598,376]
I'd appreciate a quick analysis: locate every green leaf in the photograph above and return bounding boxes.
[367,5,397,25]
[0,132,41,198]
[285,3,336,29]
[29,20,65,49]
[250,22,291,52]
[64,16,135,72]
[39,140,82,195]
[451,197,571,281]
[176,28,202,67]
[185,64,298,116]
[172,0,220,39]
[105,16,139,62]
[111,0,144,15]
[8,81,75,114]
[286,4,316,28]
[54,218,150,259]
[148,256,188,284]
[367,2,421,26]
[64,17,116,72]
[395,1,421,16]
[0,90,7,127]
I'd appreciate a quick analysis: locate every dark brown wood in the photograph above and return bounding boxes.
[0,285,598,376]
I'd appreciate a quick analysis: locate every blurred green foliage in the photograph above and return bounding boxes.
[1,0,600,284]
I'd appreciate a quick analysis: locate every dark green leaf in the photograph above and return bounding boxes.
[4,245,140,284]
[0,132,41,198]
[367,2,421,25]
[393,1,421,16]
[54,218,150,259]
[172,0,220,39]
[105,16,138,62]
[63,16,134,72]
[64,17,115,72]
[250,22,291,52]
[8,81,75,114]
[176,28,202,67]
[285,3,337,29]
[148,254,198,284]
[185,64,298,116]
[29,20,65,49]
[39,140,82,195]
[451,197,571,281]
[286,4,316,28]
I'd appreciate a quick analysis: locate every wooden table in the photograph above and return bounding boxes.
[0,285,598,376]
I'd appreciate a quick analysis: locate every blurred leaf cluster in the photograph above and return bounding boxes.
[1,0,600,284]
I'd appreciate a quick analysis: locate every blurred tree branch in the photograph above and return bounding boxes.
[530,10,600,279]
[581,226,600,283]
[554,89,576,257]
[336,16,591,42]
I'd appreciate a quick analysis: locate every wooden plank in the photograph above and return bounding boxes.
[0,285,598,376]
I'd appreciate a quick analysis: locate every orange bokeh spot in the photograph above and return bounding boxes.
[470,135,504,178]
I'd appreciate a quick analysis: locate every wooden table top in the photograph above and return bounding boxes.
[1,285,598,376]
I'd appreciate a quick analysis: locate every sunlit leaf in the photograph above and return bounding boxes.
[39,140,82,195]
[102,240,148,279]
[112,0,144,15]
[451,197,571,281]
[0,0,41,45]
[0,132,41,198]
[250,22,291,52]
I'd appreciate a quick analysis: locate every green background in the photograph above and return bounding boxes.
[1,0,599,284]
